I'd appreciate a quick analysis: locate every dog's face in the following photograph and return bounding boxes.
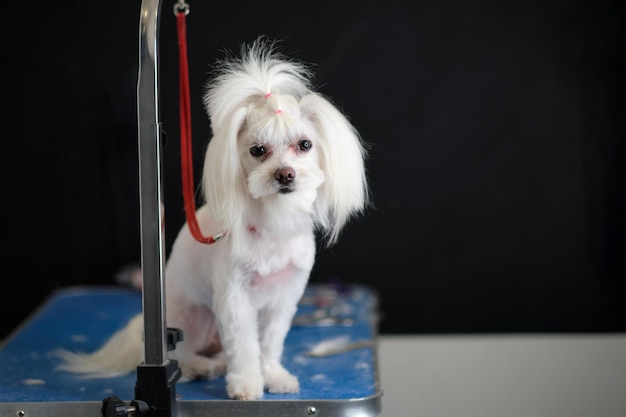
[239,133,325,201]
[238,96,325,205]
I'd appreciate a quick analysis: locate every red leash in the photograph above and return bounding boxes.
[176,5,223,244]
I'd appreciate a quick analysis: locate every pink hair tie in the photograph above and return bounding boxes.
[265,92,281,113]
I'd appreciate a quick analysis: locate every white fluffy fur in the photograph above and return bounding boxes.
[55,36,369,400]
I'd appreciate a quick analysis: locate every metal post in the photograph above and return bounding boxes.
[136,0,182,415]
[137,0,166,368]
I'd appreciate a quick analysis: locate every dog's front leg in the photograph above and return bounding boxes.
[213,285,264,400]
[258,304,300,394]
[257,280,307,394]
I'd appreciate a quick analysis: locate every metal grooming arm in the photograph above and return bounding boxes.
[137,0,169,372]
[102,1,183,414]
[135,0,182,414]
[101,0,182,416]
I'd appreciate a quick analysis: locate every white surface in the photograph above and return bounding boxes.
[376,333,626,417]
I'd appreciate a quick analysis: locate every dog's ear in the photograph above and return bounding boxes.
[300,93,370,245]
[201,106,249,233]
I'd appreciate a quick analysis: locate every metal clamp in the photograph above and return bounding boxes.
[173,0,189,15]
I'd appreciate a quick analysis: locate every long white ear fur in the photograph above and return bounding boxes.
[300,93,369,245]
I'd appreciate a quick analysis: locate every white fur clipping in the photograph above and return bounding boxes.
[305,336,373,357]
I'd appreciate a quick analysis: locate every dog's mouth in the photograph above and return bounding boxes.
[278,187,294,194]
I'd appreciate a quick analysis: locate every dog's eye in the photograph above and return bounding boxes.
[298,139,312,152]
[249,145,266,157]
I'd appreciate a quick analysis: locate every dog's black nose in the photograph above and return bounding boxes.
[275,167,295,185]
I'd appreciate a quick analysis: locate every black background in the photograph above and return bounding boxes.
[2,0,624,338]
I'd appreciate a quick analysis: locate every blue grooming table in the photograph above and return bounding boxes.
[0,283,382,417]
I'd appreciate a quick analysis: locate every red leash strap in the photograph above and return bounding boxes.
[176,7,223,244]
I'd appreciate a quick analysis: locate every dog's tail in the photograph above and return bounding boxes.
[53,313,144,378]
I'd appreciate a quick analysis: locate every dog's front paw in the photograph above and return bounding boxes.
[263,365,300,394]
[226,371,264,400]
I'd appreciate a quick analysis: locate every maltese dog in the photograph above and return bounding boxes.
[55,36,369,400]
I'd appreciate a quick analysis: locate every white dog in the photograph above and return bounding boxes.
[56,36,369,400]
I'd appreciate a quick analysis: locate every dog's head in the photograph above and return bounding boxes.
[201,37,369,245]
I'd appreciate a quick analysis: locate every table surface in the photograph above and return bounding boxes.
[0,285,380,403]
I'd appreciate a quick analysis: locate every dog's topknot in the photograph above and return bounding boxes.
[203,36,313,132]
